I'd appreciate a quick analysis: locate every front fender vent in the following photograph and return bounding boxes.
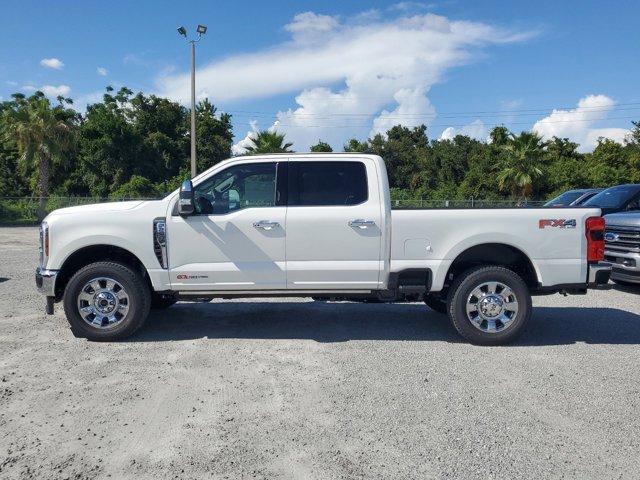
[153,218,168,269]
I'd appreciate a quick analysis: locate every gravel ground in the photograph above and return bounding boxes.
[1,226,640,479]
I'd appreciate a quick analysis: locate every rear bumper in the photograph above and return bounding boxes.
[588,262,612,287]
[35,268,58,297]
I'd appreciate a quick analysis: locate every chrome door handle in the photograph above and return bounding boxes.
[253,220,280,230]
[349,219,376,229]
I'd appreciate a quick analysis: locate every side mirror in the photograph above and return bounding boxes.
[178,180,195,216]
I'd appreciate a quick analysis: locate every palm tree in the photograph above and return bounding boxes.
[3,92,75,220]
[497,131,546,200]
[244,130,293,155]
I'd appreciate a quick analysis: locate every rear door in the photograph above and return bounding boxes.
[285,159,383,290]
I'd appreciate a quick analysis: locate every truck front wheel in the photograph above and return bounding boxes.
[446,266,531,346]
[63,261,151,341]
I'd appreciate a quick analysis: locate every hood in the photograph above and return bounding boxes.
[604,212,640,228]
[46,200,146,218]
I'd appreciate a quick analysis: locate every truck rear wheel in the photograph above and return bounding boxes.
[446,266,531,346]
[63,261,151,341]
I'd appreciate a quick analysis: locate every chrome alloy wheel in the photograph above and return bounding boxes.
[76,277,130,329]
[465,281,519,334]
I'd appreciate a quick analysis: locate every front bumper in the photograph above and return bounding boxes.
[587,262,612,287]
[605,250,640,284]
[35,268,59,297]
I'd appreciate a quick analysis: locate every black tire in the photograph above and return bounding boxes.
[63,261,151,341]
[423,294,447,314]
[446,266,531,346]
[151,294,177,309]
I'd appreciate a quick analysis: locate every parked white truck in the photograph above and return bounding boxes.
[36,154,611,345]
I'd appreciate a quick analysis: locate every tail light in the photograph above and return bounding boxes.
[585,216,605,263]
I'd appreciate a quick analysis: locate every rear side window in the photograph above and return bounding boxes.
[288,161,368,206]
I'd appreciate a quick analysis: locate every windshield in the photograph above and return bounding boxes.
[583,185,640,209]
[544,191,584,206]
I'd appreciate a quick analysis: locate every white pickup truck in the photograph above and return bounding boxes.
[36,154,611,345]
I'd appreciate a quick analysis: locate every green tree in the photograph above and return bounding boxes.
[623,121,640,183]
[585,138,629,187]
[343,138,369,153]
[78,87,190,196]
[194,99,233,172]
[0,99,27,196]
[497,131,546,199]
[244,130,293,154]
[429,134,484,198]
[489,125,510,147]
[310,140,333,152]
[368,125,429,191]
[543,137,586,197]
[2,92,76,219]
[109,175,159,200]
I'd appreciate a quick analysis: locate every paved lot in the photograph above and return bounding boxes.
[1,226,639,479]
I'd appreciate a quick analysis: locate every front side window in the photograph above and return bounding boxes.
[288,161,368,206]
[193,162,276,215]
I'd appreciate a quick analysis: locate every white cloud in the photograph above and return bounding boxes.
[501,99,522,110]
[40,58,64,70]
[97,67,108,76]
[74,90,105,111]
[41,85,71,97]
[439,119,488,141]
[370,88,436,137]
[156,11,533,150]
[532,94,630,152]
[21,84,71,98]
[390,2,434,12]
[232,121,259,155]
[20,84,71,98]
[284,12,340,42]
[232,121,282,155]
[5,80,18,87]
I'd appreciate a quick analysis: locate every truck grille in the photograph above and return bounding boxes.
[605,225,640,253]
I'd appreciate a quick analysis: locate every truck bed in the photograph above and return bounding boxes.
[389,207,600,291]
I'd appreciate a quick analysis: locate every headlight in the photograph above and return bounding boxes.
[39,221,49,268]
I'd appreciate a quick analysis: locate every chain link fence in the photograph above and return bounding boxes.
[391,199,546,209]
[0,196,547,225]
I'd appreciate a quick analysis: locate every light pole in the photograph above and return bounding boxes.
[177,24,207,178]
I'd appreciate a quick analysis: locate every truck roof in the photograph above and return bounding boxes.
[232,152,379,160]
[193,153,384,183]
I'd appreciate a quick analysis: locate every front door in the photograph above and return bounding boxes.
[168,161,286,291]
[285,159,383,290]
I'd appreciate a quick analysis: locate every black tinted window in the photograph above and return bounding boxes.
[288,161,368,206]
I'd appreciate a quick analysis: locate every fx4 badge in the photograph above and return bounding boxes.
[539,219,577,229]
